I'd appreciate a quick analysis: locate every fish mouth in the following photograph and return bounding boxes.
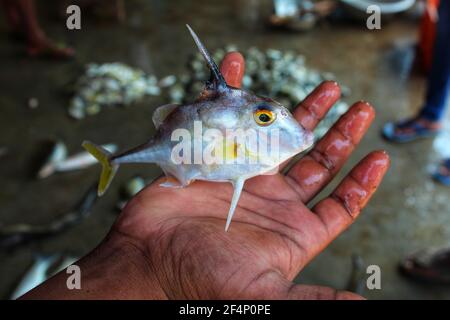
[303,130,315,150]
[291,128,315,154]
[275,130,314,162]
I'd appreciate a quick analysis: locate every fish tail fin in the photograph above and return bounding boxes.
[82,141,119,196]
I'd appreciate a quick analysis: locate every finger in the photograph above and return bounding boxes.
[220,51,245,88]
[247,271,364,300]
[312,150,390,241]
[286,101,375,202]
[247,151,389,274]
[285,284,364,300]
[293,80,341,131]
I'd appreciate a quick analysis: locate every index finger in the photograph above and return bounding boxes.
[220,51,245,88]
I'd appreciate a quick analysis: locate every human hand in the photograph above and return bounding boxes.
[109,52,389,299]
[23,52,389,300]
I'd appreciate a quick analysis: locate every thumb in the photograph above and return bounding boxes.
[283,284,365,300]
[243,271,364,300]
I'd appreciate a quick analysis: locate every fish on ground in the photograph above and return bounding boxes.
[346,253,366,296]
[0,184,98,249]
[10,254,78,299]
[38,142,117,178]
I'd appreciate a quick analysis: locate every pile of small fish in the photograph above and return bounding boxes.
[169,46,350,137]
[69,48,349,136]
[68,63,161,119]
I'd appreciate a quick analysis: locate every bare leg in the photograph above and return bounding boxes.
[1,0,23,34]
[2,0,75,58]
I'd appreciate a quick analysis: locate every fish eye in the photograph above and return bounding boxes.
[254,109,276,126]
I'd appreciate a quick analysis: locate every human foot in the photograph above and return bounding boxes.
[400,247,450,284]
[432,159,450,186]
[27,34,75,59]
[382,117,441,143]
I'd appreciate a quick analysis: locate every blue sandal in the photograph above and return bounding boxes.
[432,159,450,186]
[382,119,440,143]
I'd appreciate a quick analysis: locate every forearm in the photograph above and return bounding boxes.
[21,232,167,300]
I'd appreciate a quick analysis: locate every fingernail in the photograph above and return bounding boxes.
[337,103,374,140]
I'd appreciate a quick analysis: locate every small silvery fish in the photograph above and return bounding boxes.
[38,143,117,179]
[10,254,60,300]
[10,254,79,299]
[83,25,314,231]
[0,185,98,248]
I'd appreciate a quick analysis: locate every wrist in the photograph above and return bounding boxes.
[22,231,167,299]
[79,230,168,299]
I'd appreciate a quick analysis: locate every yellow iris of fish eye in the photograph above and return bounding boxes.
[254,109,276,126]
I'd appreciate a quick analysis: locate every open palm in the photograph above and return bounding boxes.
[111,52,389,300]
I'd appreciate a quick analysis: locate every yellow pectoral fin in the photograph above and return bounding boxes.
[206,138,235,163]
[222,141,259,163]
[209,138,260,164]
[225,142,238,160]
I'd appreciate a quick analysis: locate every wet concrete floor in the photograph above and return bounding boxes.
[0,0,449,299]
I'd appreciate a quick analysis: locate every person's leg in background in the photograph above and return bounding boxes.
[1,0,74,58]
[426,0,450,185]
[1,0,22,35]
[382,0,450,186]
[382,0,450,143]
[395,2,450,283]
[420,0,450,123]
